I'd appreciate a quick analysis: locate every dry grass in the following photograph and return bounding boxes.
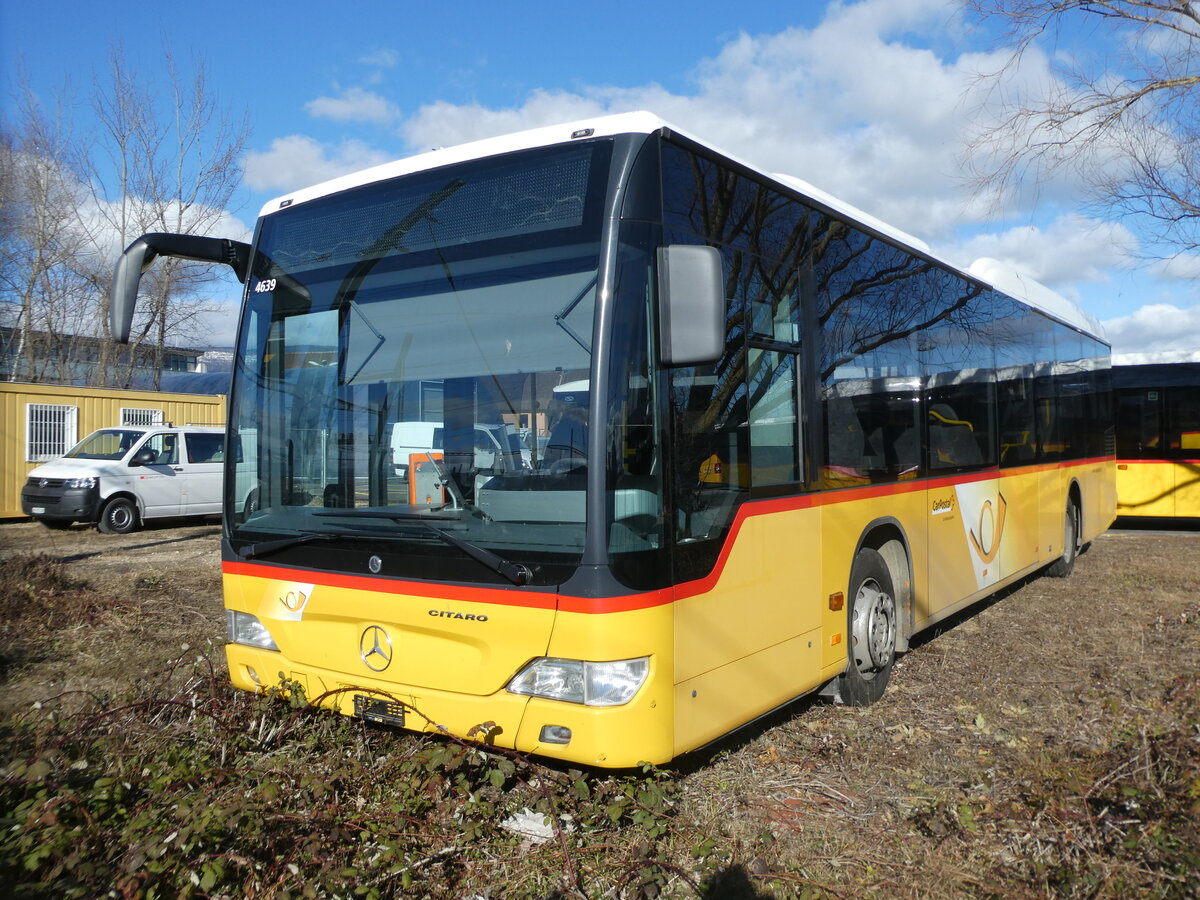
[1,519,1197,898]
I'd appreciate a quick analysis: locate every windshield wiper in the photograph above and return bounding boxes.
[311,509,532,586]
[238,531,343,560]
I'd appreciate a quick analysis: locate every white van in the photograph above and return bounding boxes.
[391,421,531,478]
[21,425,236,533]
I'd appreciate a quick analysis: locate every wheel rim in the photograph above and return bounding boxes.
[852,578,896,678]
[109,504,133,530]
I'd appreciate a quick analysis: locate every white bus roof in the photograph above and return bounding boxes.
[262,110,1104,343]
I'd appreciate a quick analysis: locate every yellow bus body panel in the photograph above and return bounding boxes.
[1117,460,1200,518]
[1116,461,1177,516]
[222,565,557,695]
[1178,462,1200,516]
[672,505,825,755]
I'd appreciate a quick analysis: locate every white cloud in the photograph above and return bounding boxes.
[399,91,611,151]
[192,295,244,347]
[395,0,1005,242]
[1113,348,1200,365]
[242,135,393,195]
[359,48,399,68]
[937,214,1138,286]
[241,0,1180,332]
[305,87,399,124]
[390,0,1139,249]
[1151,254,1200,281]
[1103,304,1200,356]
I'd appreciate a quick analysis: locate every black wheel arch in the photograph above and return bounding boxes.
[97,491,142,526]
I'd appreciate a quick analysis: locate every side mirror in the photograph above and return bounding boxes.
[129,448,156,467]
[657,245,724,366]
[110,233,250,343]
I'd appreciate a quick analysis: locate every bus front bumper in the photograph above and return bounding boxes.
[225,643,673,768]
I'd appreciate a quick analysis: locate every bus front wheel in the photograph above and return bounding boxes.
[834,548,897,706]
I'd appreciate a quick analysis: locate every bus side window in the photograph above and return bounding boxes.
[928,403,984,469]
[1166,386,1200,453]
[824,396,869,486]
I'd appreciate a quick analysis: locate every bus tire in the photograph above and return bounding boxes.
[1046,498,1080,578]
[834,548,897,706]
[97,497,139,534]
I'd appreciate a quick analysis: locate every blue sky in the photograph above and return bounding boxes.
[3,0,1198,356]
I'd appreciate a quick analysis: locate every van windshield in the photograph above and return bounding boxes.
[225,141,613,584]
[65,429,146,460]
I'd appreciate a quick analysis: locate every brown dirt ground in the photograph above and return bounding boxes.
[1,516,1197,897]
[0,518,224,713]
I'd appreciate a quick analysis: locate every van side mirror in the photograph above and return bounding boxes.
[657,245,724,366]
[130,448,156,467]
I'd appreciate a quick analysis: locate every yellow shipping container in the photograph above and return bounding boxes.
[0,382,225,519]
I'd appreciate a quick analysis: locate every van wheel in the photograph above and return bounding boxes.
[834,548,897,706]
[38,518,74,530]
[243,490,259,519]
[1046,498,1081,578]
[98,497,139,534]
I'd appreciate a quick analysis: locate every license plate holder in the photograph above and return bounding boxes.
[353,694,406,727]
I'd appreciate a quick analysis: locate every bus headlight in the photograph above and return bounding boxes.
[226,610,279,651]
[507,657,649,707]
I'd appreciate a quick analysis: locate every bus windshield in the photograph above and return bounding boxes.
[226,142,614,583]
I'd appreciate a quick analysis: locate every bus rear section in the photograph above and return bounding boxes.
[1114,361,1200,518]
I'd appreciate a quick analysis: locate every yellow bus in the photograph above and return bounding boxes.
[110,112,1115,767]
[1114,357,1200,518]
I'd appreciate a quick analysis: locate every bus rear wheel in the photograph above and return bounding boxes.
[1046,498,1081,578]
[834,548,897,706]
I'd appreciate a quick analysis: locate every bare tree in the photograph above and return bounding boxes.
[0,73,98,383]
[2,46,249,388]
[963,1,1200,256]
[86,44,250,387]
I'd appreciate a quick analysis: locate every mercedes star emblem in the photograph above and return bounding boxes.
[359,625,393,672]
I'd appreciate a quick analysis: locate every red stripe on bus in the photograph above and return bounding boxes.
[223,457,1111,615]
[1117,458,1200,466]
[221,560,558,611]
